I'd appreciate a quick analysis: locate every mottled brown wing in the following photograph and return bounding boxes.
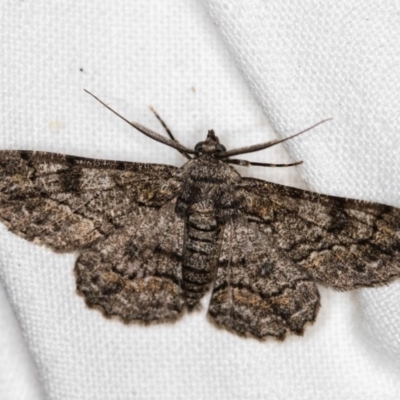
[75,199,186,322]
[0,150,186,322]
[236,178,400,290]
[208,218,320,339]
[0,151,178,252]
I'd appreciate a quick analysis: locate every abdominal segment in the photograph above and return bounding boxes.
[182,212,221,308]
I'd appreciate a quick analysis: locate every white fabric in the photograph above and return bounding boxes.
[1,1,400,399]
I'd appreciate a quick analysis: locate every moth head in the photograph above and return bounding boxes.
[194,130,226,155]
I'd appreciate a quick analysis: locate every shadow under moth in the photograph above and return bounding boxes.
[0,91,399,340]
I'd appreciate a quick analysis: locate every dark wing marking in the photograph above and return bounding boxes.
[75,200,186,322]
[0,151,178,252]
[237,178,400,290]
[208,218,320,340]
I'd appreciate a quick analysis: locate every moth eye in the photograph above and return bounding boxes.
[194,141,204,152]
[161,184,169,192]
[246,196,253,206]
[216,144,226,153]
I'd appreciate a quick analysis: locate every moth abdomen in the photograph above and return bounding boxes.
[182,212,221,308]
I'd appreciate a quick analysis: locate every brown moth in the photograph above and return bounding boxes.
[0,91,399,340]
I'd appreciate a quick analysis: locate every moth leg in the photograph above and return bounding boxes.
[149,105,192,160]
[226,159,303,168]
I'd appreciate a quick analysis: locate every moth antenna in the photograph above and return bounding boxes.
[84,89,195,155]
[219,118,332,158]
[148,105,192,160]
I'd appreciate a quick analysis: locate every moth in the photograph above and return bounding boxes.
[0,91,399,340]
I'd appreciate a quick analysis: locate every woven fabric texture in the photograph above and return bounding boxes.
[1,1,400,399]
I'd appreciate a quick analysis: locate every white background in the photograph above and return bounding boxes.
[1,1,400,399]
